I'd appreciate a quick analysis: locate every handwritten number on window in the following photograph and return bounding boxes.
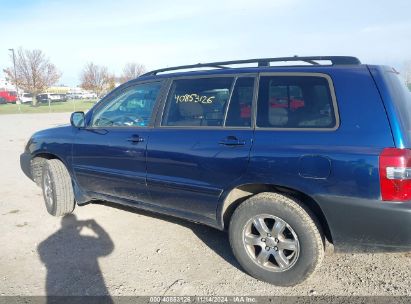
[174,94,215,104]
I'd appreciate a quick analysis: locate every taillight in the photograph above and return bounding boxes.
[379,148,411,201]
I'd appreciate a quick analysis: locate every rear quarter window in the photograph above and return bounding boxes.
[257,75,338,129]
[385,71,411,135]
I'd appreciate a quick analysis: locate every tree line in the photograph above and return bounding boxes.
[3,47,146,105]
[4,48,411,106]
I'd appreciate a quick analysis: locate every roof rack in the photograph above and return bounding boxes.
[142,56,361,76]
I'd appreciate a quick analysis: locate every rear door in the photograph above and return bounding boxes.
[72,81,163,203]
[146,75,256,221]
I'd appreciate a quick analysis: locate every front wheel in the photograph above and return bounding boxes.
[41,159,75,216]
[229,192,324,286]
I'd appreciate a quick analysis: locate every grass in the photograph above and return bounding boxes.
[0,99,97,114]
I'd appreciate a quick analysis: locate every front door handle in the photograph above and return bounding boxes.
[219,136,246,146]
[127,135,145,143]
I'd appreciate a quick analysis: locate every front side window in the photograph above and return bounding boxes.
[162,77,234,127]
[91,82,161,127]
[257,75,337,129]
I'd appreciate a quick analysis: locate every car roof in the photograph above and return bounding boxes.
[137,64,369,83]
[135,56,366,82]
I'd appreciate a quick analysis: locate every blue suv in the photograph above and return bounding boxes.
[20,56,411,286]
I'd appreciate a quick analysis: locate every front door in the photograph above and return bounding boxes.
[146,76,256,222]
[72,81,163,202]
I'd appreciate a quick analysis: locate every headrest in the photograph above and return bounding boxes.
[179,102,203,118]
[269,107,288,126]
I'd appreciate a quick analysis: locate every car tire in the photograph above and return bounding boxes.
[229,192,324,286]
[41,159,75,216]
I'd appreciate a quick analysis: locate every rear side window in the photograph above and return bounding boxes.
[162,77,234,127]
[257,75,337,129]
[385,71,411,135]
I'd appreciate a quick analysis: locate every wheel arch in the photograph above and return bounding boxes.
[219,183,333,244]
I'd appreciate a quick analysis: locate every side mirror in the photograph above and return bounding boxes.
[70,111,85,128]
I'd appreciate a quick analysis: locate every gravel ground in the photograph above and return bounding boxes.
[0,113,410,296]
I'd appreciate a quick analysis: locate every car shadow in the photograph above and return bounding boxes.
[37,214,114,302]
[94,201,242,271]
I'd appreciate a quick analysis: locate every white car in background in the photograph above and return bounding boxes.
[82,92,97,99]
[66,93,81,99]
[20,93,33,103]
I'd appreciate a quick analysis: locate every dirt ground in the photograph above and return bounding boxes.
[0,113,410,296]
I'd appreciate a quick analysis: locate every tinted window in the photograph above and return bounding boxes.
[257,76,336,129]
[92,82,161,127]
[225,77,254,127]
[162,77,234,127]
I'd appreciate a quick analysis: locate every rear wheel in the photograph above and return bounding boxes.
[41,159,75,216]
[229,192,324,286]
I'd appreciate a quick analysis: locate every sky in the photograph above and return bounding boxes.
[1,0,410,87]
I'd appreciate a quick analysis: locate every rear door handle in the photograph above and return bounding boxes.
[219,136,246,146]
[127,135,145,143]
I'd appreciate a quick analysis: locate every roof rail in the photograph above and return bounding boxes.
[142,56,361,76]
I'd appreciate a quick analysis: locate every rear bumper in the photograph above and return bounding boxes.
[317,195,411,252]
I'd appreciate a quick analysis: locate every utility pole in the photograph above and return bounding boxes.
[8,48,21,112]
